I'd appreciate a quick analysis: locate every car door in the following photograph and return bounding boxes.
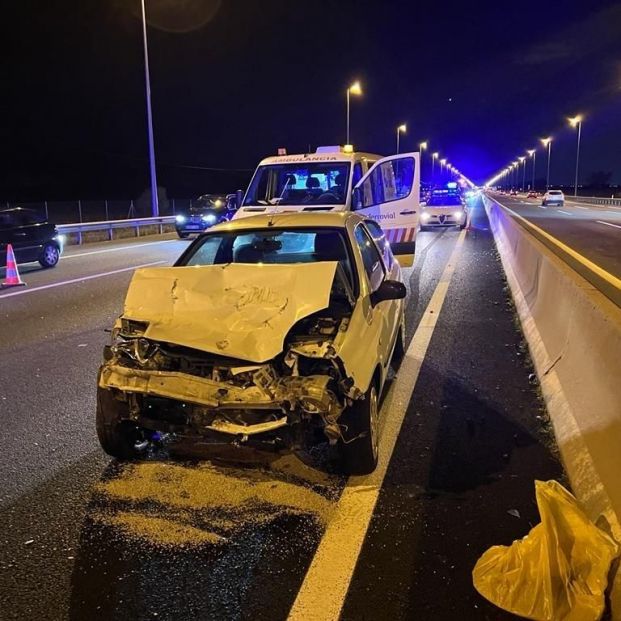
[351,153,420,267]
[352,223,395,368]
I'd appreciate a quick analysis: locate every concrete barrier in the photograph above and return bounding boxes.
[483,194,621,544]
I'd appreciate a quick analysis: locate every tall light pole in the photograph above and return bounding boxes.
[518,156,526,191]
[568,115,583,197]
[432,152,439,184]
[419,141,428,180]
[527,149,536,191]
[140,0,159,216]
[440,158,447,181]
[396,124,407,154]
[346,81,362,146]
[540,137,552,189]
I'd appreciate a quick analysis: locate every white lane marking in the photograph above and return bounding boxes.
[62,239,178,260]
[287,230,467,621]
[0,261,165,298]
[596,220,621,230]
[557,210,572,215]
[573,205,589,210]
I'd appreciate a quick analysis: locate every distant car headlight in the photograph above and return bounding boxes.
[202,214,217,224]
[421,212,431,221]
[454,211,464,219]
[175,215,186,223]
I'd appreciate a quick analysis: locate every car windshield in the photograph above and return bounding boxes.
[427,194,463,206]
[179,227,355,288]
[194,195,227,209]
[243,162,350,206]
[548,190,562,195]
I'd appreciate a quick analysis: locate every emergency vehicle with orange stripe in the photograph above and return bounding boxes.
[232,146,420,266]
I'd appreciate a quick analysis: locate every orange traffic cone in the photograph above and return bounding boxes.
[1,244,26,289]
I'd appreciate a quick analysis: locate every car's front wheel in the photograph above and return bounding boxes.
[96,386,146,459]
[38,243,60,268]
[177,231,190,239]
[338,382,379,475]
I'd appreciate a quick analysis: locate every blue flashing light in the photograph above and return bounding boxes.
[446,182,458,189]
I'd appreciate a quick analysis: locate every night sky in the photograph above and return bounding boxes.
[2,0,621,200]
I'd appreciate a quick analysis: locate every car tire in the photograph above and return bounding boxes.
[541,201,546,206]
[419,225,427,232]
[390,320,406,372]
[177,232,190,239]
[96,386,144,459]
[338,382,379,475]
[38,243,60,268]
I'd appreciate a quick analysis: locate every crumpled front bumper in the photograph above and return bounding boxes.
[99,363,339,437]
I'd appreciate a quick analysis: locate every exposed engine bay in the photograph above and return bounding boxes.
[97,262,362,452]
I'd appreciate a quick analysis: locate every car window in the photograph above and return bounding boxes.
[427,194,463,206]
[364,220,394,271]
[353,224,385,292]
[352,162,363,187]
[180,227,355,289]
[354,157,415,210]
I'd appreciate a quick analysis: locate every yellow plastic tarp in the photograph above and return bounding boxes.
[473,480,619,621]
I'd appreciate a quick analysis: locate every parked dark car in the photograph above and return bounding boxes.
[175,194,236,238]
[0,207,63,268]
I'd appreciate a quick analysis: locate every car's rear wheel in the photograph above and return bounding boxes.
[177,231,190,239]
[38,243,60,268]
[338,383,379,475]
[96,386,145,459]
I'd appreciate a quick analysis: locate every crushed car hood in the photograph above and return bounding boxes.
[121,262,338,363]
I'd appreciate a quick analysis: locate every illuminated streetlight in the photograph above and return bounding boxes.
[518,156,526,191]
[568,115,583,197]
[527,149,536,191]
[419,141,428,181]
[540,137,552,189]
[440,158,447,180]
[346,81,362,145]
[140,0,159,216]
[396,123,407,154]
[431,151,439,183]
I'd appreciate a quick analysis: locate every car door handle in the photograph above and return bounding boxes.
[400,210,416,215]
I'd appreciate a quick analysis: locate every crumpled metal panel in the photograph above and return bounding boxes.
[121,262,338,363]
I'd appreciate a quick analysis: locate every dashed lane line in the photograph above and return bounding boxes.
[287,230,467,621]
[0,261,165,298]
[597,220,621,230]
[557,210,572,215]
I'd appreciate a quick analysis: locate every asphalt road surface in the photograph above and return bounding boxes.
[489,192,621,280]
[0,200,564,620]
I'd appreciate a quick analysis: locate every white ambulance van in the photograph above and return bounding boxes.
[232,146,420,265]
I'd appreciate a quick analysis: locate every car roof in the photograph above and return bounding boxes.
[208,211,366,233]
[257,152,382,166]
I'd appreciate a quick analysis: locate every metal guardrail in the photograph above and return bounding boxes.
[566,196,621,207]
[58,216,176,244]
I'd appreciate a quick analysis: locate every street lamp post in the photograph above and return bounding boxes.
[432,152,439,184]
[527,149,536,191]
[440,158,447,181]
[540,137,552,189]
[346,81,362,146]
[140,0,159,217]
[419,141,428,180]
[568,115,583,197]
[396,124,407,154]
[518,156,526,191]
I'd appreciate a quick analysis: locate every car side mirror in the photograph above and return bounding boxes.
[370,280,407,306]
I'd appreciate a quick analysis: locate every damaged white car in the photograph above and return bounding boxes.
[96,212,408,474]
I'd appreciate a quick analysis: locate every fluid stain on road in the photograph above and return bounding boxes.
[92,457,341,547]
[70,455,343,620]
